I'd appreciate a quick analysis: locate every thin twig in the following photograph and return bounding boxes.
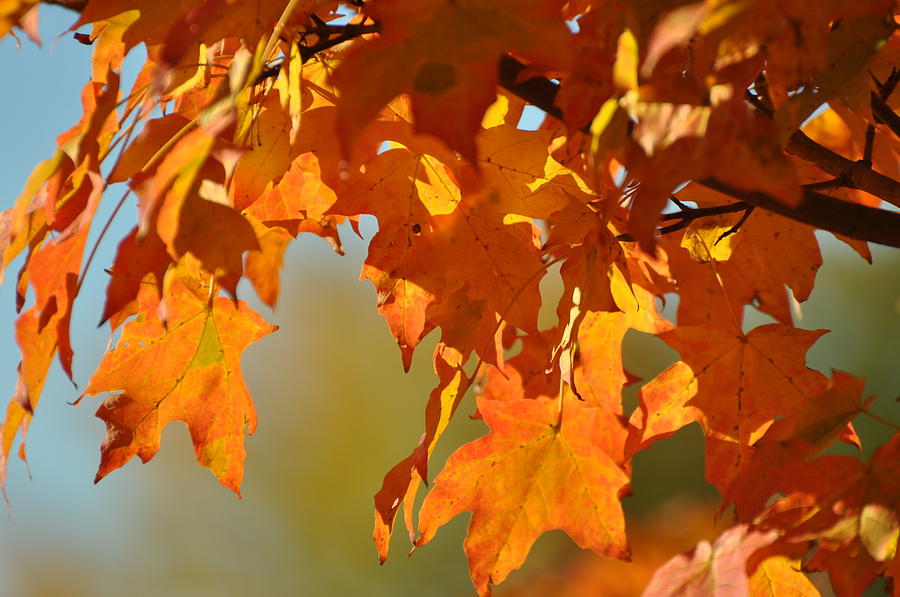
[861,409,900,432]
[616,201,750,242]
[300,22,380,63]
[715,206,753,245]
[870,92,900,139]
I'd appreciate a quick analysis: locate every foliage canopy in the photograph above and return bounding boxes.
[2,1,900,595]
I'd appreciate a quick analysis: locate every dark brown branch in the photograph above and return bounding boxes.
[784,132,900,208]
[658,201,750,221]
[865,69,900,163]
[699,179,900,249]
[715,206,754,244]
[499,56,564,121]
[745,89,774,116]
[299,21,380,62]
[615,201,750,242]
[42,0,88,11]
[871,92,900,139]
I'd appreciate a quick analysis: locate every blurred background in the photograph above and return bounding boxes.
[0,6,897,596]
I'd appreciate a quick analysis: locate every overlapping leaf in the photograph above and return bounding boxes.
[1,2,899,596]
[333,0,574,161]
[642,525,777,597]
[632,322,829,490]
[754,433,900,595]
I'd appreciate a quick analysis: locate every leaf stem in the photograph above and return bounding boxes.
[861,409,900,432]
[75,187,131,296]
[261,0,303,64]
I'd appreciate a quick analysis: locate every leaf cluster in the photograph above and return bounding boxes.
[2,1,900,595]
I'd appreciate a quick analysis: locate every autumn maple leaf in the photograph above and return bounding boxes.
[416,394,631,596]
[84,273,276,494]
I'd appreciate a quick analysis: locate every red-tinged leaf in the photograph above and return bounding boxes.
[642,3,709,79]
[244,152,339,237]
[721,371,867,519]
[373,450,419,563]
[808,540,886,597]
[410,346,471,483]
[682,183,822,312]
[100,226,172,327]
[417,394,630,596]
[642,525,778,597]
[436,187,546,336]
[766,371,866,453]
[751,434,900,592]
[428,284,505,369]
[75,0,327,73]
[623,157,690,253]
[157,0,227,69]
[330,148,457,368]
[84,275,276,493]
[4,74,119,278]
[645,323,829,490]
[623,101,803,251]
[733,140,819,209]
[54,72,121,178]
[2,3,900,595]
[478,332,557,404]
[137,124,219,236]
[137,119,259,296]
[1,199,47,289]
[333,0,574,162]
[332,139,552,367]
[551,230,621,399]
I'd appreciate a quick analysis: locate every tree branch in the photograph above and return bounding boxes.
[784,131,900,208]
[698,179,900,249]
[42,0,88,11]
[299,21,380,62]
[615,201,751,242]
[871,92,900,139]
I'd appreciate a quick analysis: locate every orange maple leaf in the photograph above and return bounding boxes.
[84,274,276,494]
[416,394,630,596]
